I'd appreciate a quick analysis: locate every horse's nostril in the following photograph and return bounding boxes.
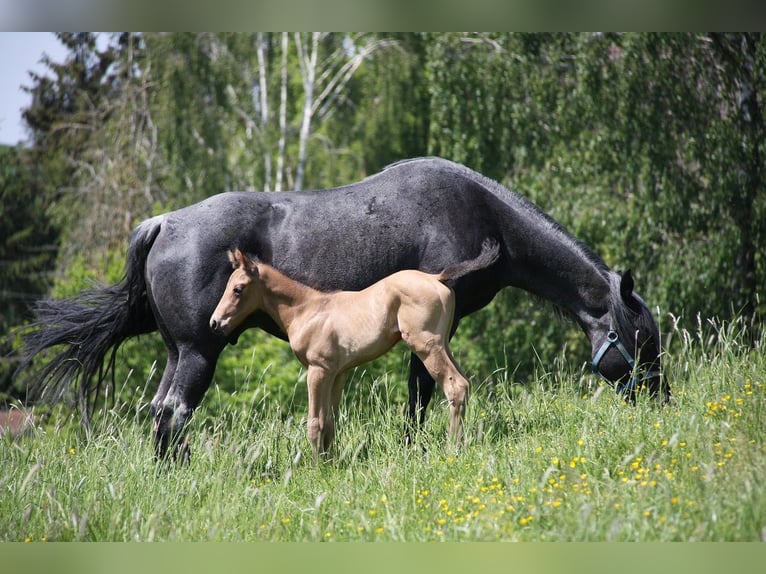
[210,319,218,332]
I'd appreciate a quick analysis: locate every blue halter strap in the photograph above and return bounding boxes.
[592,329,657,395]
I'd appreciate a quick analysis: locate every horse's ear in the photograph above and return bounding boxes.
[620,269,634,300]
[620,270,641,312]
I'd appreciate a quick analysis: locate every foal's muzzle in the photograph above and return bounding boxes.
[209,317,228,336]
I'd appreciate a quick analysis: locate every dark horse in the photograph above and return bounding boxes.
[18,157,666,460]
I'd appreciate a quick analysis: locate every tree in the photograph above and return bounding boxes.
[425,33,766,378]
[709,33,764,320]
[16,32,763,403]
[0,146,58,402]
[59,34,163,269]
[350,33,431,172]
[20,33,152,273]
[581,33,765,324]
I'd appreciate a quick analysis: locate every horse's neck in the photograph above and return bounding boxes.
[502,214,612,339]
[256,264,321,332]
[549,269,610,341]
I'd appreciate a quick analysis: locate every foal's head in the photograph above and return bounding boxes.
[210,249,262,337]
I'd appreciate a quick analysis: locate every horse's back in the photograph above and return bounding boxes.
[142,157,505,340]
[147,156,495,268]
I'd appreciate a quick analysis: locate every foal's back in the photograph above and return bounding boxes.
[289,269,455,372]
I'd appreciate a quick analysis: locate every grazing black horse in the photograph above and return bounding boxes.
[18,157,666,461]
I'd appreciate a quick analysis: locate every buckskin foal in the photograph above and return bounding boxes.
[210,240,499,458]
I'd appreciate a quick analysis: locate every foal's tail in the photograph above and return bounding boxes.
[437,238,500,283]
[15,216,164,418]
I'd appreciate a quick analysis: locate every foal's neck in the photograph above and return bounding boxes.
[255,263,322,332]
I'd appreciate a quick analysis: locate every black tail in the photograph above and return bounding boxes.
[437,238,500,282]
[16,216,163,416]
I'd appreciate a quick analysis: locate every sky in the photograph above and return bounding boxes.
[0,32,68,146]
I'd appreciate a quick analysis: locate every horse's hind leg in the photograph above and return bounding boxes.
[153,344,222,462]
[149,326,178,430]
[150,348,178,457]
[406,354,435,442]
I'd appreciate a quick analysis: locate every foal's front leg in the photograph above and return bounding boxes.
[306,365,336,461]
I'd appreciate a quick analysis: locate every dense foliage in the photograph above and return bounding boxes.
[0,146,57,400]
[2,32,764,410]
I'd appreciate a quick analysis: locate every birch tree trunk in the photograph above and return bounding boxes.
[256,33,396,192]
[294,32,320,191]
[275,32,289,192]
[256,32,271,192]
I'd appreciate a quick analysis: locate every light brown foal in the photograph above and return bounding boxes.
[210,239,499,459]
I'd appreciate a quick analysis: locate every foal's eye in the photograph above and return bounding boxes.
[233,286,243,296]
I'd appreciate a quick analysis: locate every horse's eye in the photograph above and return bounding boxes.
[233,286,243,296]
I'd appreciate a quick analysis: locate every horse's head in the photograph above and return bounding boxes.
[591,270,668,402]
[210,248,263,337]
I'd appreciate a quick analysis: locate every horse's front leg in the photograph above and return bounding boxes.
[306,365,336,461]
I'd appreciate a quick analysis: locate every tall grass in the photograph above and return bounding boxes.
[2,317,764,541]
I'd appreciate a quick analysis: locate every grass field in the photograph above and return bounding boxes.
[2,317,764,542]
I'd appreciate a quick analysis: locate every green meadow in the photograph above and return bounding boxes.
[2,318,764,542]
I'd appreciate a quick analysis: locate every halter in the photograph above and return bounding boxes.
[591,328,658,395]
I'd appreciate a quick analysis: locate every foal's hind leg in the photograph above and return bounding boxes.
[400,291,468,446]
[422,348,469,445]
[403,336,469,446]
[405,316,461,444]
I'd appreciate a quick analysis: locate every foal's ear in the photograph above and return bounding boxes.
[228,248,245,269]
[243,254,259,276]
[229,248,259,276]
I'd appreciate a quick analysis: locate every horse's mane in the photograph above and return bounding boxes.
[385,157,609,277]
